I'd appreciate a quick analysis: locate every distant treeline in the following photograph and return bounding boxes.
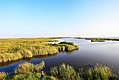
[77,37,119,42]
[0,38,79,63]
[0,61,119,80]
[49,37,119,42]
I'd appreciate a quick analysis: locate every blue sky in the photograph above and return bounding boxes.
[0,0,119,38]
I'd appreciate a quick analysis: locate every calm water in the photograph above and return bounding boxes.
[0,38,119,73]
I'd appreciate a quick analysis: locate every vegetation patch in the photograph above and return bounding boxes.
[0,61,118,80]
[0,38,79,63]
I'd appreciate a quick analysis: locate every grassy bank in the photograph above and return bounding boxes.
[0,61,118,80]
[0,38,79,63]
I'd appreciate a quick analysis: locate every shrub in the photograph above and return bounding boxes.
[65,45,76,52]
[15,62,34,74]
[87,64,111,80]
[50,64,81,80]
[13,73,41,80]
[0,72,6,80]
[15,61,45,74]
[55,42,79,52]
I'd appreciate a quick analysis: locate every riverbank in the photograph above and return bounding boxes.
[0,38,79,63]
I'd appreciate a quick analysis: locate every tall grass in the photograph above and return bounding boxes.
[0,38,79,63]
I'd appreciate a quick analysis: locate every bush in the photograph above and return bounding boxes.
[15,62,34,74]
[50,64,81,80]
[13,73,41,80]
[55,42,79,52]
[65,45,76,52]
[87,64,111,80]
[15,61,45,74]
[0,72,6,80]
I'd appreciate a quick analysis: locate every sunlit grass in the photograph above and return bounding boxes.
[0,38,79,63]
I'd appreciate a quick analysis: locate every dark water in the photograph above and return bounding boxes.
[0,38,119,73]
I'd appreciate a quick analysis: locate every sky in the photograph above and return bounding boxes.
[0,0,119,38]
